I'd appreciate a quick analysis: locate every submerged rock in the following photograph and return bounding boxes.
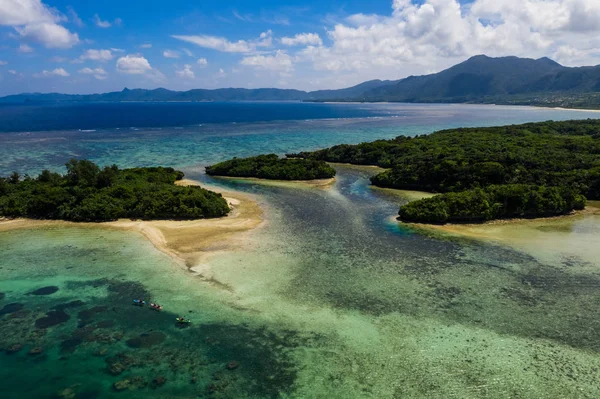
[0,292,5,300]
[28,347,44,356]
[5,343,23,354]
[107,361,127,376]
[95,320,115,329]
[35,309,70,329]
[53,300,86,311]
[151,376,167,389]
[60,337,83,354]
[226,361,240,370]
[0,303,24,316]
[125,331,166,349]
[56,387,76,399]
[112,379,131,392]
[29,286,59,296]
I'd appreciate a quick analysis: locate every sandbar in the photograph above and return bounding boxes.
[0,179,264,275]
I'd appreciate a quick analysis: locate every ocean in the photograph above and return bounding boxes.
[1,102,600,398]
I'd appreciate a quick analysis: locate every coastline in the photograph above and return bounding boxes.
[397,201,600,242]
[0,178,264,274]
[209,175,335,189]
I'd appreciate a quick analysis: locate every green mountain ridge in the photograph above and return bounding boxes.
[3,55,600,108]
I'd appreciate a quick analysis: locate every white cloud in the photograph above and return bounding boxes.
[163,50,180,58]
[140,43,152,49]
[197,57,208,67]
[176,64,195,79]
[116,54,152,74]
[67,6,84,27]
[182,48,193,57]
[172,30,272,53]
[281,33,322,46]
[293,0,600,84]
[80,49,113,62]
[17,44,34,53]
[8,69,20,75]
[0,60,7,65]
[110,48,125,53]
[78,67,107,80]
[241,50,294,72]
[93,14,111,28]
[0,0,79,48]
[35,67,70,77]
[50,56,66,62]
[16,22,79,48]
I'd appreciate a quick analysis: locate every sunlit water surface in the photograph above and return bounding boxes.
[1,103,600,398]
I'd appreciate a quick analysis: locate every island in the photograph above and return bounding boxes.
[205,154,336,180]
[0,159,230,222]
[290,119,600,223]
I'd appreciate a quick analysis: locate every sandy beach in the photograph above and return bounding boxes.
[0,178,264,277]
[210,175,336,189]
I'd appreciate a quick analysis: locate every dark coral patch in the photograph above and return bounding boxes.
[78,306,108,323]
[125,331,166,348]
[29,286,59,296]
[0,292,5,300]
[0,303,24,316]
[35,309,70,329]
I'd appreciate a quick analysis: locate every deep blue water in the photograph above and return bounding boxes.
[0,102,387,133]
[1,102,599,176]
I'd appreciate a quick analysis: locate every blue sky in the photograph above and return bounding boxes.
[0,0,598,95]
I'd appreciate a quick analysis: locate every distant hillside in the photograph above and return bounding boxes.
[4,55,600,108]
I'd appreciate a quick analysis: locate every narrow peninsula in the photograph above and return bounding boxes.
[291,119,600,224]
[0,159,230,222]
[206,154,336,180]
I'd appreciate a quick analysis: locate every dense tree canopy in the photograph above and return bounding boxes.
[398,185,586,224]
[0,160,230,222]
[206,154,336,180]
[292,119,600,223]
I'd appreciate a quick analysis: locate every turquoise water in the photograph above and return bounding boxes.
[2,103,600,398]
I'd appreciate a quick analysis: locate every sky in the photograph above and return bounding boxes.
[1,0,600,95]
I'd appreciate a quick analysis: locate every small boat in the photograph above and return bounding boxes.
[133,299,146,306]
[176,317,191,324]
[150,303,163,311]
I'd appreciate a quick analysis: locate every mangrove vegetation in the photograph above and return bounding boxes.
[206,154,336,180]
[290,119,600,223]
[0,159,230,222]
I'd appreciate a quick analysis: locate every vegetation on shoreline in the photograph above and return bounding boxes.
[206,154,336,180]
[291,119,600,223]
[0,159,230,222]
[398,185,586,224]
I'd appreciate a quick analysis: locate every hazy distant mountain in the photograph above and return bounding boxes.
[3,55,600,108]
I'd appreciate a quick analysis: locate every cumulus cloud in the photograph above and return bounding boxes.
[115,54,165,83]
[16,22,79,48]
[197,58,208,67]
[281,33,322,46]
[176,64,195,79]
[35,67,70,77]
[17,44,34,53]
[0,60,7,66]
[293,0,600,85]
[241,50,293,72]
[163,50,180,58]
[78,67,107,80]
[80,49,113,62]
[0,0,80,48]
[116,54,152,74]
[172,30,272,53]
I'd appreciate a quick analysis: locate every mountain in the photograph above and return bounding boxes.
[3,55,600,108]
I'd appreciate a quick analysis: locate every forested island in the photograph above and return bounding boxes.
[290,119,600,223]
[206,154,336,180]
[0,159,230,222]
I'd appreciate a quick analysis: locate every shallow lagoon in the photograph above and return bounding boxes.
[2,103,600,398]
